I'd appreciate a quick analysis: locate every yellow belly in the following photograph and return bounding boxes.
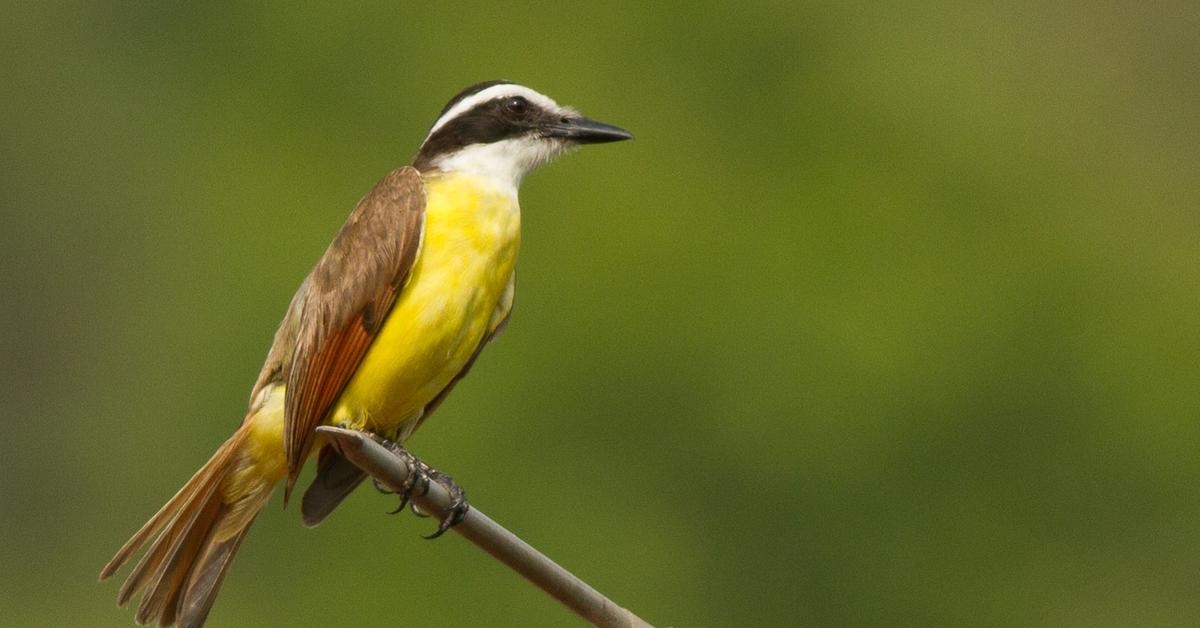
[330,172,520,437]
[239,173,519,489]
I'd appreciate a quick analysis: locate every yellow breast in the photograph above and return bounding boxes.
[330,172,521,436]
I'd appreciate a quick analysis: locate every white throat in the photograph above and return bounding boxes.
[428,136,568,196]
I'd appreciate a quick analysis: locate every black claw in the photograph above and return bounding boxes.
[423,503,468,539]
[422,468,469,540]
[368,437,432,516]
[361,434,469,537]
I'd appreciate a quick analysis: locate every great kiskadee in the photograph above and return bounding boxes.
[99,81,632,628]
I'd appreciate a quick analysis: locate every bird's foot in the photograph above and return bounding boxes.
[372,439,431,516]
[422,466,468,540]
[370,438,469,538]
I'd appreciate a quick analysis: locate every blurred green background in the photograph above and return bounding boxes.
[2,2,1198,626]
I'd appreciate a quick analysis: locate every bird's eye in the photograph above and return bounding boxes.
[503,96,528,115]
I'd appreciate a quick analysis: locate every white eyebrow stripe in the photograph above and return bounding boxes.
[424,84,561,140]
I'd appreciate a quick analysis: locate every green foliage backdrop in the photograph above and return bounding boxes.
[2,2,1198,626]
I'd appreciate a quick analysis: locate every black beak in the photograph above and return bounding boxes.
[547,116,633,144]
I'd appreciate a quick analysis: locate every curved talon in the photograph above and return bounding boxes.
[423,502,469,539]
[369,441,433,516]
[367,439,468,535]
[390,479,414,514]
[422,469,468,539]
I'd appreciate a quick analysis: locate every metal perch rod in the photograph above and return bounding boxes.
[315,426,653,628]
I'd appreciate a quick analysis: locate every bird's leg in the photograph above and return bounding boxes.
[421,466,468,540]
[372,438,431,516]
[370,437,469,537]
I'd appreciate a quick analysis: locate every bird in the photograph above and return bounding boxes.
[99,80,632,628]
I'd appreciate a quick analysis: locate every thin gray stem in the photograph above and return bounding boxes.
[315,426,653,628]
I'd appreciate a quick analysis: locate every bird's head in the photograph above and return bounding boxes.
[413,81,632,191]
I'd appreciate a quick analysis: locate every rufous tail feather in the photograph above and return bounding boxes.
[100,423,273,628]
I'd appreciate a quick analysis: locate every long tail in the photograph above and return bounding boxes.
[100,422,274,628]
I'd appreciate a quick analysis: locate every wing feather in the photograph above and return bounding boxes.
[251,166,425,496]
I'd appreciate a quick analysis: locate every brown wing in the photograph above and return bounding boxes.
[249,166,425,498]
